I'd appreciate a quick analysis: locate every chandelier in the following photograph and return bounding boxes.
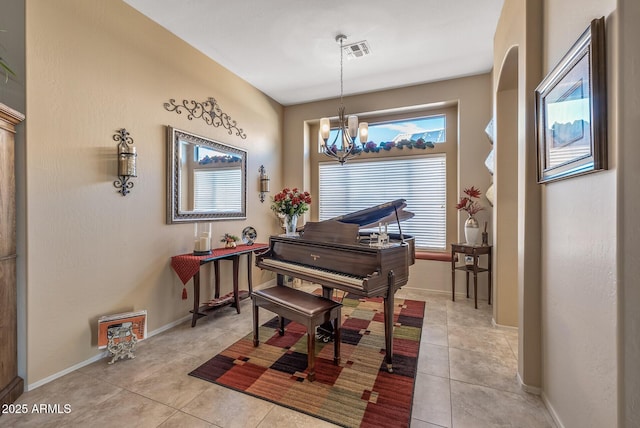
[319,35,368,165]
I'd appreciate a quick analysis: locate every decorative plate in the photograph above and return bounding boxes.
[242,226,257,245]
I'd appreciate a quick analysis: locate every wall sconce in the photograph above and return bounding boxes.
[258,165,270,203]
[113,128,137,196]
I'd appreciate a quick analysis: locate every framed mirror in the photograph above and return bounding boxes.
[167,126,247,224]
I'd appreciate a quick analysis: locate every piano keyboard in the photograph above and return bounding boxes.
[259,258,366,288]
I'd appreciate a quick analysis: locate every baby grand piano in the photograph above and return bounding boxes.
[256,199,415,372]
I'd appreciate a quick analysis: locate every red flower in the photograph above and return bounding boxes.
[456,186,484,216]
[463,186,482,199]
[455,197,469,211]
[270,187,312,217]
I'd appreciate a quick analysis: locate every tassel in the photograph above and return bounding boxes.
[182,287,187,300]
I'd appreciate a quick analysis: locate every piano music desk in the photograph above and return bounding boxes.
[171,243,269,327]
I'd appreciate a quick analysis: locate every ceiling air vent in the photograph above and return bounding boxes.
[342,40,371,60]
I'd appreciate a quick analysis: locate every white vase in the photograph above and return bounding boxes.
[285,214,298,236]
[464,215,479,245]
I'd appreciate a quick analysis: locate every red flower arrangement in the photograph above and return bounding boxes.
[271,187,312,217]
[456,186,484,216]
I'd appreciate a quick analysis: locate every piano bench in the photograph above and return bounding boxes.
[252,286,342,382]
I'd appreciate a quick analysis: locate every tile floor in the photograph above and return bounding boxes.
[2,286,556,427]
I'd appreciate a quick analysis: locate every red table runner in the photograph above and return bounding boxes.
[170,243,269,285]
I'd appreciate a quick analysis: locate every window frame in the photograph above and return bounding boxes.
[309,105,458,252]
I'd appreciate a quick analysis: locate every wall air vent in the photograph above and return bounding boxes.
[342,40,371,60]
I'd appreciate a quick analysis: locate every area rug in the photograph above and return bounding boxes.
[189,291,425,428]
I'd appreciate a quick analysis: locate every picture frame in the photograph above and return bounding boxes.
[535,17,607,184]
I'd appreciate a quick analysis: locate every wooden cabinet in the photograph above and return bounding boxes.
[0,103,24,406]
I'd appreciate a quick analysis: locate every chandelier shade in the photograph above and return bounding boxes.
[320,34,368,165]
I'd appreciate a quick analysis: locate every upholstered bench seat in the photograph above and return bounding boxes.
[252,286,342,382]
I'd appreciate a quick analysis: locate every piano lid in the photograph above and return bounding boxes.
[329,199,414,229]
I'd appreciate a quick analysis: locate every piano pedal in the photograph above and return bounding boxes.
[315,326,334,343]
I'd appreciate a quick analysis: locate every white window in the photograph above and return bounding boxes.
[320,114,446,153]
[318,155,446,250]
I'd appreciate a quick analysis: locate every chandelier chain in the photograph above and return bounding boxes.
[339,36,344,107]
[319,34,367,164]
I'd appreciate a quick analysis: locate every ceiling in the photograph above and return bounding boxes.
[124,0,504,106]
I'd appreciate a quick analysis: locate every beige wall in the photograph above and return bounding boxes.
[495,0,622,426]
[619,1,640,425]
[282,74,494,296]
[541,1,618,427]
[24,0,282,386]
[493,0,543,388]
[19,5,635,423]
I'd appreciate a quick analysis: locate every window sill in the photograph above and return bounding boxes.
[415,251,452,262]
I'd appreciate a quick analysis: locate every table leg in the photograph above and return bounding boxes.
[451,249,456,301]
[466,271,470,298]
[191,271,201,327]
[473,254,478,309]
[232,255,240,314]
[213,260,220,299]
[247,252,254,295]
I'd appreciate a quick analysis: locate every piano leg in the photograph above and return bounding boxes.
[383,271,395,373]
[278,316,285,336]
[317,286,335,342]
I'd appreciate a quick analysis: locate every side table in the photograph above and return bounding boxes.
[451,243,492,309]
[171,243,269,326]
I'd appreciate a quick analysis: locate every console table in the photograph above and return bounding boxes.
[451,243,492,309]
[171,243,269,326]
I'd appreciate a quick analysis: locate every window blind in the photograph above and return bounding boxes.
[318,155,446,250]
[193,169,242,212]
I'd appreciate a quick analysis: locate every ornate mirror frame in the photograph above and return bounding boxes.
[166,126,247,224]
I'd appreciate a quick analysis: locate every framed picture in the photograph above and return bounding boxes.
[98,310,147,349]
[535,17,607,184]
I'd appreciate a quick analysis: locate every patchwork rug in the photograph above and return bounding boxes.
[189,291,425,427]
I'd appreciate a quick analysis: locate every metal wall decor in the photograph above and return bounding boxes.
[258,165,270,203]
[164,97,247,139]
[113,128,137,196]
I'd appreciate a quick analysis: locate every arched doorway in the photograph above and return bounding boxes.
[493,45,519,327]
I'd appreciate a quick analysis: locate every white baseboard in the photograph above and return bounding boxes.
[26,279,282,392]
[27,350,110,391]
[517,372,541,395]
[541,391,565,428]
[516,374,563,428]
[26,313,192,392]
[491,318,518,331]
